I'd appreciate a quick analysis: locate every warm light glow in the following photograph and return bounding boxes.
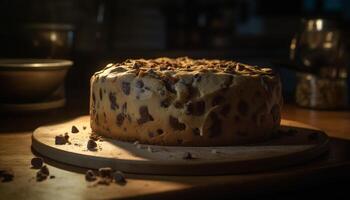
[316,19,323,31]
[50,32,57,42]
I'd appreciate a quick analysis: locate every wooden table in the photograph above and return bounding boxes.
[0,103,350,200]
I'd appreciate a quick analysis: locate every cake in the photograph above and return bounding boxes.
[90,57,282,146]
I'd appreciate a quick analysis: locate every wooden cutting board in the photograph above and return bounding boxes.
[32,116,329,175]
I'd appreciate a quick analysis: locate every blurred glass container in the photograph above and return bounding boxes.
[295,73,348,109]
[21,23,75,59]
[290,18,348,109]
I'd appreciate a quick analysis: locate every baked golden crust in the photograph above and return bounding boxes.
[90,57,282,146]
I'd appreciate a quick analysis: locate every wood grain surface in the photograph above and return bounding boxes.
[0,104,350,199]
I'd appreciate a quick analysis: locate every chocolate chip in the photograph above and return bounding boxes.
[99,167,113,178]
[182,152,193,160]
[136,80,144,88]
[212,95,224,106]
[122,82,131,95]
[113,171,127,185]
[156,129,164,135]
[185,101,205,116]
[116,113,125,127]
[71,125,79,133]
[237,100,249,116]
[220,104,231,117]
[87,139,97,151]
[83,126,87,130]
[1,170,14,182]
[208,112,222,138]
[161,98,171,108]
[31,157,43,169]
[36,171,47,182]
[169,116,186,131]
[137,106,154,125]
[109,92,119,110]
[192,128,200,136]
[55,134,67,145]
[85,170,97,182]
[40,165,50,176]
[49,175,55,179]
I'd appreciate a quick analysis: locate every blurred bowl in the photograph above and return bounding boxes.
[0,59,72,103]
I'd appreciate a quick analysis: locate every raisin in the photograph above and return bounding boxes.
[208,112,222,138]
[109,92,119,110]
[169,116,186,131]
[237,100,249,116]
[122,82,131,95]
[136,80,144,88]
[137,106,154,125]
[116,113,125,126]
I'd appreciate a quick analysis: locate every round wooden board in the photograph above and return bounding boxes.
[32,116,330,175]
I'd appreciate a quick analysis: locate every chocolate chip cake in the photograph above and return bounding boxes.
[90,57,282,146]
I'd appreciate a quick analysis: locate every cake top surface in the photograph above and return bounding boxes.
[96,57,274,77]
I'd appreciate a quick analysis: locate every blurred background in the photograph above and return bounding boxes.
[0,0,349,111]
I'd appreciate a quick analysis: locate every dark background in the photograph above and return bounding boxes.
[0,0,349,105]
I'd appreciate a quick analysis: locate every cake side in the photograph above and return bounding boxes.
[90,57,282,146]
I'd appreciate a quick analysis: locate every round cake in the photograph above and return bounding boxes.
[90,57,282,146]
